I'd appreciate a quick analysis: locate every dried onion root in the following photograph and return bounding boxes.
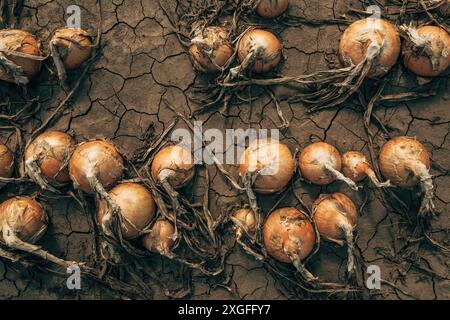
[312,193,357,276]
[0,29,44,85]
[342,151,391,188]
[24,130,76,193]
[298,142,358,190]
[263,207,317,281]
[378,136,435,217]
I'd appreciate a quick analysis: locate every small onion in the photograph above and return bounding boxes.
[0,142,14,179]
[237,29,283,73]
[312,193,357,274]
[189,26,233,73]
[401,25,450,77]
[339,18,400,77]
[298,142,358,190]
[263,207,317,281]
[232,208,263,260]
[98,183,156,240]
[0,29,43,84]
[378,136,435,216]
[69,140,124,194]
[342,151,391,188]
[255,0,289,18]
[25,131,76,191]
[142,219,176,255]
[50,27,93,69]
[239,138,295,194]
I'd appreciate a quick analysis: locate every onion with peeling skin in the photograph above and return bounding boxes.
[142,219,176,255]
[312,193,357,275]
[263,207,317,281]
[189,27,233,73]
[0,142,14,180]
[401,25,450,77]
[342,151,391,188]
[98,183,156,240]
[25,131,76,192]
[255,0,289,18]
[298,142,358,190]
[0,29,43,85]
[378,136,435,216]
[339,18,400,78]
[237,29,283,73]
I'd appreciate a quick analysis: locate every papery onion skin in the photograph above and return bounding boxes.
[232,208,257,234]
[69,140,124,193]
[312,193,357,243]
[402,26,450,77]
[263,207,315,263]
[378,136,430,189]
[338,18,401,77]
[98,183,156,240]
[0,29,42,83]
[25,131,76,183]
[151,145,195,189]
[142,219,176,254]
[0,142,14,178]
[239,138,295,194]
[51,27,93,69]
[237,29,283,73]
[0,196,47,243]
[298,142,340,185]
[255,0,289,18]
[189,27,233,73]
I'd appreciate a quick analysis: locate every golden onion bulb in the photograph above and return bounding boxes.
[51,27,93,69]
[142,219,176,254]
[342,151,391,188]
[255,0,289,18]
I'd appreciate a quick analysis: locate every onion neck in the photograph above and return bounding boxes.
[406,161,435,217]
[158,169,183,215]
[25,158,60,193]
[324,162,358,190]
[365,167,392,188]
[339,221,355,277]
[242,172,263,243]
[284,242,317,282]
[50,41,67,85]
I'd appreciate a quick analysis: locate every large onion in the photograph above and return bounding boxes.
[0,142,14,179]
[0,29,43,84]
[342,151,391,188]
[142,219,176,255]
[98,183,156,240]
[189,26,233,73]
[237,29,283,73]
[339,18,400,77]
[378,136,434,216]
[25,131,76,192]
[312,193,357,275]
[263,207,317,281]
[401,25,450,77]
[298,142,358,190]
[255,0,289,18]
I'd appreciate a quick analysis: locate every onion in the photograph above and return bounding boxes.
[142,219,176,255]
[0,29,43,84]
[312,193,357,275]
[237,29,283,73]
[0,142,14,179]
[401,25,450,77]
[378,136,435,216]
[339,18,400,77]
[232,207,264,260]
[239,138,295,194]
[255,0,289,18]
[342,151,391,188]
[189,27,233,73]
[50,27,93,82]
[69,140,124,194]
[263,207,317,280]
[298,142,358,190]
[25,131,76,192]
[98,183,156,240]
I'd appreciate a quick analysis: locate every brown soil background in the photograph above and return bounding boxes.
[0,0,449,300]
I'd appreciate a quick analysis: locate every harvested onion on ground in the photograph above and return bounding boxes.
[189,26,233,73]
[401,25,450,77]
[255,0,289,18]
[312,193,357,275]
[378,136,435,217]
[231,208,264,260]
[298,142,358,190]
[342,151,391,188]
[263,207,317,281]
[49,27,93,83]
[25,131,76,193]
[142,219,176,255]
[0,142,14,180]
[98,183,156,240]
[0,29,44,84]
